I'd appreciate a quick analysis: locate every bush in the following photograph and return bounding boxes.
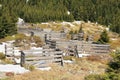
[85,49,120,80]
[29,65,35,71]
[108,72,120,80]
[85,74,109,80]
[98,30,109,44]
[0,52,5,60]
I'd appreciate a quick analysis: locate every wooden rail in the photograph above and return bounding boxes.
[20,49,63,67]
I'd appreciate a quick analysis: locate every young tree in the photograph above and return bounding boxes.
[107,49,120,74]
[85,49,120,80]
[98,30,109,44]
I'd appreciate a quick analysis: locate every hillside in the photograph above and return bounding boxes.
[0,0,120,80]
[24,21,120,50]
[1,20,120,50]
[0,20,119,80]
[0,0,120,39]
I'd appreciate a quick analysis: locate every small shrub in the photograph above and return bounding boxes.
[108,72,120,80]
[0,52,5,60]
[98,30,109,44]
[29,65,35,71]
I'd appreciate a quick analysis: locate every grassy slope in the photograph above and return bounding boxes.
[29,21,120,49]
[1,21,120,49]
[1,21,119,80]
[10,57,108,80]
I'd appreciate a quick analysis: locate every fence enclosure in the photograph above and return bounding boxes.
[20,49,63,67]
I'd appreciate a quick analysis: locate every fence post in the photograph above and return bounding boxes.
[61,54,64,66]
[44,34,47,43]
[5,44,7,58]
[74,45,79,58]
[20,51,25,67]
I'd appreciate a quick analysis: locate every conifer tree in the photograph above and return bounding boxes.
[98,30,109,44]
[0,0,120,34]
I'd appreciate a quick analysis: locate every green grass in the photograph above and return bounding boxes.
[0,78,10,80]
[0,36,15,43]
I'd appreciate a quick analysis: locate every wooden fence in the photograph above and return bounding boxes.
[5,44,14,57]
[46,40,110,56]
[91,44,110,54]
[20,49,63,67]
[18,28,66,41]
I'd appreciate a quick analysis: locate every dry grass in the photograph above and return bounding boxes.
[1,21,120,49]
[33,21,105,33]
[10,58,107,80]
[108,32,120,49]
[110,38,120,49]
[32,21,107,41]
[86,54,111,64]
[0,36,15,43]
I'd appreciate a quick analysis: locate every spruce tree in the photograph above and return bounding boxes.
[98,30,109,44]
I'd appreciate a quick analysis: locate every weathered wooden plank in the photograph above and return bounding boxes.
[26,62,50,67]
[49,51,63,54]
[26,60,52,64]
[25,54,46,57]
[54,55,62,58]
[92,50,109,52]
[53,59,62,62]
[24,52,62,57]
[26,56,53,61]
[23,49,54,52]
